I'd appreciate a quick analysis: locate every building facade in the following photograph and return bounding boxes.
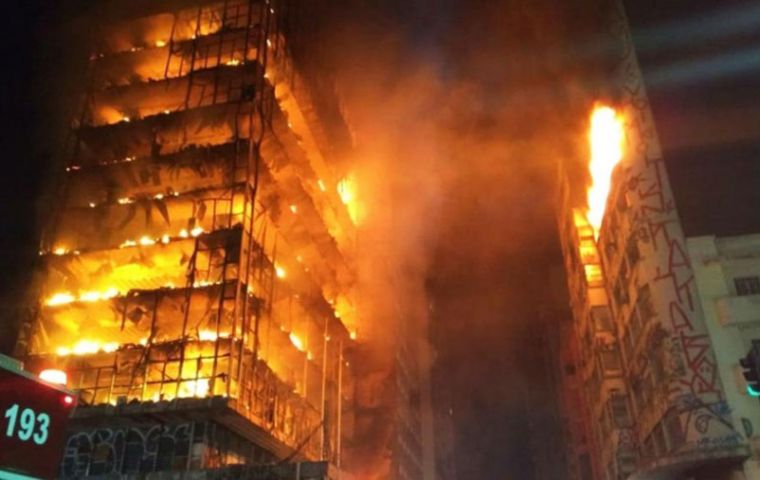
[556,315,599,480]
[556,1,760,479]
[687,234,760,478]
[12,1,430,478]
[557,183,636,480]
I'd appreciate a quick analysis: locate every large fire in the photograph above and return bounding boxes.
[24,3,361,464]
[586,104,625,237]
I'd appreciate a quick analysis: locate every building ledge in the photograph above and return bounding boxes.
[83,461,351,480]
[70,397,313,462]
[630,443,750,480]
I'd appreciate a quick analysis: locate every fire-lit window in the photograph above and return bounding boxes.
[578,239,598,264]
[584,264,604,286]
[735,276,760,296]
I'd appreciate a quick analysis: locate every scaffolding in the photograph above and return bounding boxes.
[18,0,357,471]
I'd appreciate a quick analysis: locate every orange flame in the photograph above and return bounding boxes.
[338,174,364,225]
[586,104,624,237]
[56,339,119,356]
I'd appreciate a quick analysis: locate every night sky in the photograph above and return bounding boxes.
[2,1,759,479]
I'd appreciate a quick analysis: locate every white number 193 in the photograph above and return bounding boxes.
[4,404,50,445]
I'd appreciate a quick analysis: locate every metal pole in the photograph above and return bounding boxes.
[320,317,328,459]
[336,340,344,475]
[303,328,308,399]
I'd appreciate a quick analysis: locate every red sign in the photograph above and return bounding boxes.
[0,362,77,479]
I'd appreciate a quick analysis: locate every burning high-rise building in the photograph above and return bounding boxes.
[8,1,439,478]
[556,1,760,479]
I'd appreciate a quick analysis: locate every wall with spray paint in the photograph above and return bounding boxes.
[60,420,276,478]
[595,0,746,474]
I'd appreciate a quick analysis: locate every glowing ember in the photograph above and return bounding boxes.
[289,332,305,351]
[46,287,119,306]
[190,226,204,237]
[337,175,362,224]
[199,330,229,341]
[179,378,210,398]
[53,247,69,255]
[289,204,298,214]
[317,179,326,192]
[337,177,354,205]
[39,369,67,385]
[155,40,166,47]
[47,292,75,306]
[586,104,625,237]
[275,265,287,279]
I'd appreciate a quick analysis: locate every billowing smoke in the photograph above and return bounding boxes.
[313,5,448,477]
[313,0,615,478]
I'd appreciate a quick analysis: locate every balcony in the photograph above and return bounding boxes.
[715,294,760,327]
